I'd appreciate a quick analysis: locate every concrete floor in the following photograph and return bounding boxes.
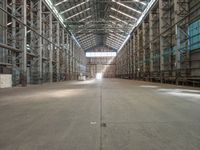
[0,79,200,150]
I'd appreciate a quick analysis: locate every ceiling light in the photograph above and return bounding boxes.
[78,33,93,39]
[111,21,123,28]
[107,39,123,46]
[108,26,125,33]
[116,0,155,52]
[55,0,68,7]
[106,41,121,47]
[66,8,91,20]
[116,33,127,37]
[107,37,123,44]
[60,0,90,14]
[79,15,92,22]
[109,33,125,40]
[111,8,138,20]
[110,15,128,24]
[106,41,120,46]
[7,22,12,26]
[107,45,119,49]
[107,36,124,43]
[80,37,95,43]
[134,0,147,5]
[107,44,119,49]
[112,0,141,14]
[108,29,127,37]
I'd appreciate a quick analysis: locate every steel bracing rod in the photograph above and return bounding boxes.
[2,1,85,80]
[0,6,62,50]
[148,1,200,46]
[0,42,37,57]
[0,43,21,52]
[0,4,84,58]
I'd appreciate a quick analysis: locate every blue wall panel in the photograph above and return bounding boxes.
[189,19,200,50]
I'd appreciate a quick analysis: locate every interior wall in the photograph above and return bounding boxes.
[87,57,116,78]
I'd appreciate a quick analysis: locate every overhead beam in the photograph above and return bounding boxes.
[111,7,138,20]
[112,0,142,14]
[60,0,89,14]
[65,8,91,20]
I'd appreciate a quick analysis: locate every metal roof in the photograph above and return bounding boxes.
[51,0,150,51]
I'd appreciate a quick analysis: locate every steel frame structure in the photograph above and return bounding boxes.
[116,0,200,86]
[0,0,86,86]
[49,0,150,52]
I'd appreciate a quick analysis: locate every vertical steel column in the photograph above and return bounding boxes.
[174,0,189,84]
[31,0,42,84]
[11,0,16,48]
[56,22,60,81]
[38,0,42,83]
[131,35,134,78]
[128,38,130,78]
[21,0,27,86]
[2,0,8,64]
[61,28,65,80]
[11,0,17,81]
[66,33,69,79]
[142,22,146,74]
[159,0,164,83]
[49,13,53,82]
[137,29,140,78]
[71,39,73,79]
[174,0,181,72]
[68,37,71,79]
[72,41,74,79]
[128,39,131,78]
[149,12,154,76]
[133,33,136,78]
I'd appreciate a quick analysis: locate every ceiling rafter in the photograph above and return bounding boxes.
[51,0,154,51]
[60,0,90,14]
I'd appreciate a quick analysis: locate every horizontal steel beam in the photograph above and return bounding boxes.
[75,32,125,34]
[0,43,21,52]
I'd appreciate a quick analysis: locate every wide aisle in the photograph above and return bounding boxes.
[0,79,200,150]
[101,79,200,150]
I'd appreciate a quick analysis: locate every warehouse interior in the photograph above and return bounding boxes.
[0,0,200,149]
